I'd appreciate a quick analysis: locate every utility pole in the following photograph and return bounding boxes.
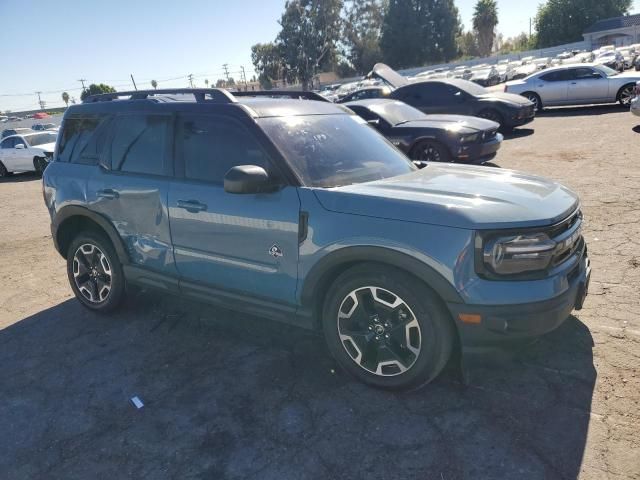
[222,64,230,82]
[35,91,45,110]
[130,74,138,90]
[529,18,532,38]
[240,66,248,88]
[188,73,194,88]
[77,78,87,90]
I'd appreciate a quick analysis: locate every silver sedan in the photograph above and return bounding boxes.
[504,64,640,111]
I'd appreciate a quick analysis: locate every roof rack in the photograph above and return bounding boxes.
[231,90,330,102]
[83,88,236,104]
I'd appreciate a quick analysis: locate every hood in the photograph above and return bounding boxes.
[368,63,409,88]
[478,92,533,107]
[34,142,56,152]
[396,114,499,132]
[313,163,579,230]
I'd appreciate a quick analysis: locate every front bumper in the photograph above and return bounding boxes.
[455,133,503,164]
[507,110,535,128]
[447,254,591,356]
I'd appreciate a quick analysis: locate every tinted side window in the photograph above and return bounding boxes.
[571,67,600,80]
[540,70,569,82]
[178,115,270,184]
[58,116,109,164]
[1,138,14,149]
[109,115,169,176]
[397,83,454,106]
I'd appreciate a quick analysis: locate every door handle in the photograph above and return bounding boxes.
[96,188,119,199]
[570,82,577,85]
[176,199,207,212]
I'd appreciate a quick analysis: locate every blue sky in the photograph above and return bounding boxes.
[1,0,639,112]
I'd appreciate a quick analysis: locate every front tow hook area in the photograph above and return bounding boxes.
[575,259,591,311]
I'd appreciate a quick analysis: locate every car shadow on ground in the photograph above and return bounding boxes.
[537,104,626,117]
[502,128,535,140]
[0,292,596,479]
[0,172,40,183]
[632,125,640,134]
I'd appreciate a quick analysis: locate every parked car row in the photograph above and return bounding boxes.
[2,123,58,138]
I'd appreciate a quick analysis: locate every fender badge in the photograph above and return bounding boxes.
[269,244,283,258]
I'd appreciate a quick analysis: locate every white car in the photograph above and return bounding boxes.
[631,81,640,117]
[0,131,56,177]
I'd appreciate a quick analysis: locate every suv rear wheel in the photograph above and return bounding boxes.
[322,264,454,390]
[66,232,125,312]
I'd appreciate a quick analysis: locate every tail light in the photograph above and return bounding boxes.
[504,84,508,92]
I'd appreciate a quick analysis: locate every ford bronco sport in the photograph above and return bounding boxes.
[43,88,590,390]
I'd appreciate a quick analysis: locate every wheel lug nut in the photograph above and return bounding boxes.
[368,325,373,331]
[385,333,390,339]
[375,336,380,341]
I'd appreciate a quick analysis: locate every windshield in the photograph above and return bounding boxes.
[368,101,427,125]
[596,65,617,76]
[448,79,487,96]
[259,114,416,188]
[26,133,57,146]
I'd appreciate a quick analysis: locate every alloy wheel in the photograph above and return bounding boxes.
[619,86,635,105]
[525,93,540,111]
[72,243,112,303]
[337,286,422,376]
[417,144,442,162]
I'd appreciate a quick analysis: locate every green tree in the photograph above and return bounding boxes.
[380,0,460,69]
[215,79,227,88]
[61,91,70,107]
[457,30,479,57]
[535,0,632,48]
[342,0,385,74]
[276,0,343,89]
[80,83,116,101]
[472,0,498,57]
[204,79,209,87]
[251,42,284,89]
[151,79,158,89]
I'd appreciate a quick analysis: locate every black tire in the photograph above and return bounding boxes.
[617,84,636,106]
[478,109,505,128]
[322,264,455,390]
[522,92,543,112]
[33,157,47,176]
[410,140,452,163]
[66,231,125,313]
[0,161,8,178]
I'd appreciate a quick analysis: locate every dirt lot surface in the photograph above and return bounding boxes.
[1,106,639,479]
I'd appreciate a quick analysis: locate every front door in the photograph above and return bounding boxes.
[168,113,300,305]
[567,67,610,103]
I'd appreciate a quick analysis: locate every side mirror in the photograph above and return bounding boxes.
[15,143,25,149]
[224,165,276,194]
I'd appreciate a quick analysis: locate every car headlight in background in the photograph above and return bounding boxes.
[460,133,479,144]
[481,233,556,275]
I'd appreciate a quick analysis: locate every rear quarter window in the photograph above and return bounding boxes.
[57,115,111,165]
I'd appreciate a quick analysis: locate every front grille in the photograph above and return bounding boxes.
[548,210,583,267]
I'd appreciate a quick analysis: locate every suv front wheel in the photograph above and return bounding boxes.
[67,232,125,312]
[322,264,454,390]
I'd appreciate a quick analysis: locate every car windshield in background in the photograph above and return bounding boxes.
[368,101,427,125]
[26,133,57,146]
[259,114,416,188]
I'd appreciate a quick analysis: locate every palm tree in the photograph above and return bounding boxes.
[151,79,158,89]
[204,79,209,88]
[472,0,498,57]
[61,92,70,107]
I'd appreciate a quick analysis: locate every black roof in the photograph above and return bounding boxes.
[584,13,640,34]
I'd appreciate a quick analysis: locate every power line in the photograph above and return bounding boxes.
[77,78,87,90]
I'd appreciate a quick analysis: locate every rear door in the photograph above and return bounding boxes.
[536,70,571,105]
[167,113,300,305]
[87,113,178,277]
[567,67,610,103]
[0,137,17,170]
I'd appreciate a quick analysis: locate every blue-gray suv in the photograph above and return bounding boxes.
[43,88,591,390]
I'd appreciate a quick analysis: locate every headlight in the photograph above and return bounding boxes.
[460,133,479,144]
[481,233,556,275]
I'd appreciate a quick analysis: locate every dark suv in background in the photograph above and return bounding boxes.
[43,89,590,390]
